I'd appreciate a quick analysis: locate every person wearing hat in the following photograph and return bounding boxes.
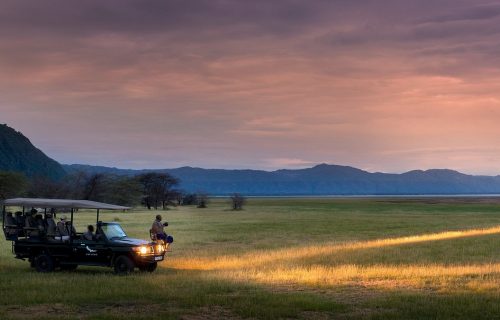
[55,216,70,241]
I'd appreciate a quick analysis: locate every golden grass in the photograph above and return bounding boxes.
[165,225,500,294]
[168,225,500,271]
[216,263,500,291]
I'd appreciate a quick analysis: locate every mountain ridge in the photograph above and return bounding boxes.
[3,123,500,196]
[0,124,66,180]
[63,163,500,196]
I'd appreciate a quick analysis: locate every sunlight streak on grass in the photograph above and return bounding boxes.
[215,263,500,291]
[168,225,500,271]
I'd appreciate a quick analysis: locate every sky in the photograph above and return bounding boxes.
[1,0,500,174]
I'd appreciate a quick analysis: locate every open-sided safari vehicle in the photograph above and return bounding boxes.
[2,198,169,274]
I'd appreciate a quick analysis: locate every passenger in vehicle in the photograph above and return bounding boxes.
[55,216,70,241]
[95,224,103,241]
[24,210,36,228]
[83,225,95,241]
[34,214,46,236]
[5,212,16,226]
[15,211,24,227]
[66,220,77,237]
[44,212,56,237]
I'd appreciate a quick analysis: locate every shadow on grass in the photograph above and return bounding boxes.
[0,266,346,320]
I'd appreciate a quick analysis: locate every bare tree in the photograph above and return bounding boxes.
[230,193,246,210]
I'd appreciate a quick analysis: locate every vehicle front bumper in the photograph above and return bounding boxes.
[134,253,165,264]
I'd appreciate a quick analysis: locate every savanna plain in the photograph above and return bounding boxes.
[1,198,500,319]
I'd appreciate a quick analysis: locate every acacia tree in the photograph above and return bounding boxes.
[196,192,209,208]
[230,193,246,210]
[0,171,28,199]
[137,172,179,209]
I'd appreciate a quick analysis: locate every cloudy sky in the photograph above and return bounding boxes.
[1,0,500,174]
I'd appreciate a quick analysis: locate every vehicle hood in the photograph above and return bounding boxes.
[110,237,149,246]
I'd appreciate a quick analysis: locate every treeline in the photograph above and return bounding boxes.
[0,170,207,209]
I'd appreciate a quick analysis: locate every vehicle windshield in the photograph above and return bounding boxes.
[100,224,127,240]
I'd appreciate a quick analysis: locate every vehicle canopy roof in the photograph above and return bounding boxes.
[2,198,129,210]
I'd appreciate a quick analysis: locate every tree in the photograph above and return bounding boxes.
[64,171,88,199]
[105,176,142,207]
[0,171,28,199]
[137,172,180,210]
[82,173,109,201]
[230,193,246,210]
[196,192,209,208]
[182,193,197,205]
[27,175,66,198]
[169,189,184,206]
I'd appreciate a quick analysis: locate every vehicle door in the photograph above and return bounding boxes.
[73,237,109,264]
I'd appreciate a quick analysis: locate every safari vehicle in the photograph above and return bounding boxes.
[2,198,168,274]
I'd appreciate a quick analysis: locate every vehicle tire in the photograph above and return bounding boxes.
[60,264,78,271]
[114,255,135,275]
[35,254,55,273]
[139,262,157,273]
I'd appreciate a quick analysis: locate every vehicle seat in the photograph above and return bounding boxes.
[3,225,19,240]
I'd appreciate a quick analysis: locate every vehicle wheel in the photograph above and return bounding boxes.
[139,262,157,273]
[60,264,78,271]
[35,254,55,273]
[114,256,135,275]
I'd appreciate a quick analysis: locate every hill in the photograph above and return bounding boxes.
[64,163,500,196]
[3,123,500,195]
[0,124,66,180]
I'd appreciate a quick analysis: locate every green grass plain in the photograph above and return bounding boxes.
[1,198,500,319]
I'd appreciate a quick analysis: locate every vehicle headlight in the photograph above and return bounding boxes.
[156,244,165,253]
[134,246,151,255]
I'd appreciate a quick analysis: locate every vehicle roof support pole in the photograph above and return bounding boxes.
[96,209,100,225]
[2,205,5,229]
[70,208,74,244]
